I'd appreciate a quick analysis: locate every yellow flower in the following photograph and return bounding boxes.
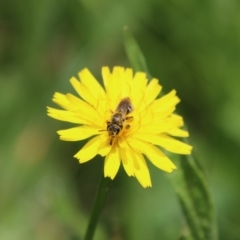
[47,67,192,187]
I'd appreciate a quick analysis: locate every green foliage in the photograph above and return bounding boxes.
[1,0,240,239]
[168,154,217,240]
[124,28,218,240]
[123,26,150,77]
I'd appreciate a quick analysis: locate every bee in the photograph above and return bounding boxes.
[107,97,134,145]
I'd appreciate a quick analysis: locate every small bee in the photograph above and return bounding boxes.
[107,97,134,145]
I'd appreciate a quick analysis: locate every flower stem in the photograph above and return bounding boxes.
[83,174,112,240]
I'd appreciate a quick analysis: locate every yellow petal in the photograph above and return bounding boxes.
[131,72,147,109]
[131,91,145,114]
[78,68,107,112]
[129,137,177,172]
[131,150,152,188]
[65,94,104,127]
[133,72,147,92]
[135,133,192,154]
[167,128,189,137]
[78,68,105,99]
[150,90,180,113]
[138,115,184,134]
[125,68,134,85]
[74,135,102,163]
[119,141,135,177]
[110,67,124,100]
[52,92,70,109]
[57,126,100,141]
[151,107,177,121]
[102,67,111,93]
[116,67,132,97]
[65,93,97,114]
[52,93,104,125]
[47,107,83,124]
[97,134,112,157]
[102,67,136,111]
[70,77,96,107]
[104,147,121,179]
[102,67,119,110]
[144,78,162,105]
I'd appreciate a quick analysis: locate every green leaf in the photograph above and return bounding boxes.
[168,156,204,240]
[123,26,150,77]
[123,28,218,240]
[168,153,218,240]
[180,154,218,240]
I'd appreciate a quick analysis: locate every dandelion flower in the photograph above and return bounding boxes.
[47,67,192,187]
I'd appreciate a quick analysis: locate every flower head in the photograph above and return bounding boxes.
[47,67,192,187]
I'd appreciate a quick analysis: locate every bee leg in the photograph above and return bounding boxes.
[126,124,130,129]
[126,116,133,121]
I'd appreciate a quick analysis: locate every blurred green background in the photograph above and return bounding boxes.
[1,0,240,239]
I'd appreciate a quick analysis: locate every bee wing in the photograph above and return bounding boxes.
[116,97,133,114]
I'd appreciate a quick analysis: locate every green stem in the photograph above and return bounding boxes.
[83,174,112,240]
